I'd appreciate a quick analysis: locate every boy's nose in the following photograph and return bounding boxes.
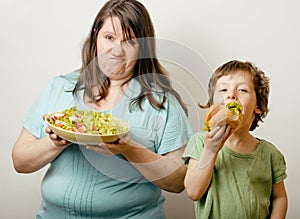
[227,91,237,100]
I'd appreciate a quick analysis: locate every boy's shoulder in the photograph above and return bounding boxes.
[258,138,276,148]
[257,138,284,156]
[189,131,206,143]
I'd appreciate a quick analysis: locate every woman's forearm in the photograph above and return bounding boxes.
[121,145,186,193]
[12,128,66,173]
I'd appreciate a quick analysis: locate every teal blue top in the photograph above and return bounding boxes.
[24,70,194,219]
[182,132,287,219]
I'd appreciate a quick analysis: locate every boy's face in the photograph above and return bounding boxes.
[213,70,262,130]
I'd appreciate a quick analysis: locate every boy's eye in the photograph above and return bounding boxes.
[238,88,248,93]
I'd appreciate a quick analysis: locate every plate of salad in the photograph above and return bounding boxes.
[45,107,130,144]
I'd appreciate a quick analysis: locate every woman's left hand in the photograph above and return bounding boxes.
[85,135,137,156]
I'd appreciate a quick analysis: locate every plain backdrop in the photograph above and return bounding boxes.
[1,0,299,218]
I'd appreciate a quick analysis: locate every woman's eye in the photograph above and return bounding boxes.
[105,35,114,41]
[123,39,137,47]
[219,88,227,92]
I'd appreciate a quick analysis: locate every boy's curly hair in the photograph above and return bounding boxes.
[202,60,270,131]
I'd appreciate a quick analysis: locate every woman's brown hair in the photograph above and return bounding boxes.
[73,0,187,115]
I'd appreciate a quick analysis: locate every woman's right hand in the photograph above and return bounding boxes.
[12,115,71,174]
[12,127,68,173]
[45,125,71,148]
[43,114,71,148]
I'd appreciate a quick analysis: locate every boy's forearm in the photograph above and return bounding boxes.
[270,196,288,219]
[184,149,217,201]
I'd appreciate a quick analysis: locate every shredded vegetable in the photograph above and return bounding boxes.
[47,107,127,135]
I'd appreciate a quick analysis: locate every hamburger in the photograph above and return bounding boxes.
[203,101,243,131]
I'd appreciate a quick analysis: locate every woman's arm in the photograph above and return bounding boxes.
[12,127,69,173]
[123,144,187,193]
[269,181,288,219]
[86,136,186,193]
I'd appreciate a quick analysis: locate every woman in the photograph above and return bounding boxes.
[12,0,193,218]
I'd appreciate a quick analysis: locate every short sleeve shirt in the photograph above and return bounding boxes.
[182,132,287,219]
[24,70,194,219]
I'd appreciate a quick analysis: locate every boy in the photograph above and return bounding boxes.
[183,60,288,219]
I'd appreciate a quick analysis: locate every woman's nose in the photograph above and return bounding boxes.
[111,41,125,56]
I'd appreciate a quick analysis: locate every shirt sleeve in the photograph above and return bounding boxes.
[155,95,194,155]
[22,72,78,139]
[271,148,287,184]
[23,78,55,139]
[182,132,205,164]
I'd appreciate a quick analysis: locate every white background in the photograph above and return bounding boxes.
[1,0,299,218]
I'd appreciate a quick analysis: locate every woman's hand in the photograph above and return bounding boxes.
[43,115,71,149]
[85,135,136,156]
[45,126,71,148]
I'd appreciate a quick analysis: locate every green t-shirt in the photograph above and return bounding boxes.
[182,132,287,219]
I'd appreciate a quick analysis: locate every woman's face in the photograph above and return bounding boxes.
[213,70,262,130]
[96,16,139,81]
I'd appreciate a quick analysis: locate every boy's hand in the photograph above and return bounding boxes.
[205,125,232,154]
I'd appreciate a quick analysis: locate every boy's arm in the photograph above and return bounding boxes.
[184,149,217,201]
[184,125,232,201]
[269,181,288,219]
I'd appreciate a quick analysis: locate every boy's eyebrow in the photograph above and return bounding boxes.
[217,81,252,86]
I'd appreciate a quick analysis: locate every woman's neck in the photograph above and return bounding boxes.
[109,81,125,88]
[109,74,132,88]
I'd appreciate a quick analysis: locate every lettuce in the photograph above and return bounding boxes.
[47,107,126,135]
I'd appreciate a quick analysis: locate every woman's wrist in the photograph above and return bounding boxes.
[46,136,69,151]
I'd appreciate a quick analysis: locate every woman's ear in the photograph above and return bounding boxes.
[255,106,262,114]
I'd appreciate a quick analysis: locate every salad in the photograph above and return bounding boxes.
[46,107,128,135]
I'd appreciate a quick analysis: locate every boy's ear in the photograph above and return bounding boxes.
[255,106,262,114]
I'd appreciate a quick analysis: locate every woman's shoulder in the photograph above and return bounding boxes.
[55,69,80,83]
[50,69,80,90]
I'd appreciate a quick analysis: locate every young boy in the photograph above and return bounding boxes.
[183,60,288,219]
